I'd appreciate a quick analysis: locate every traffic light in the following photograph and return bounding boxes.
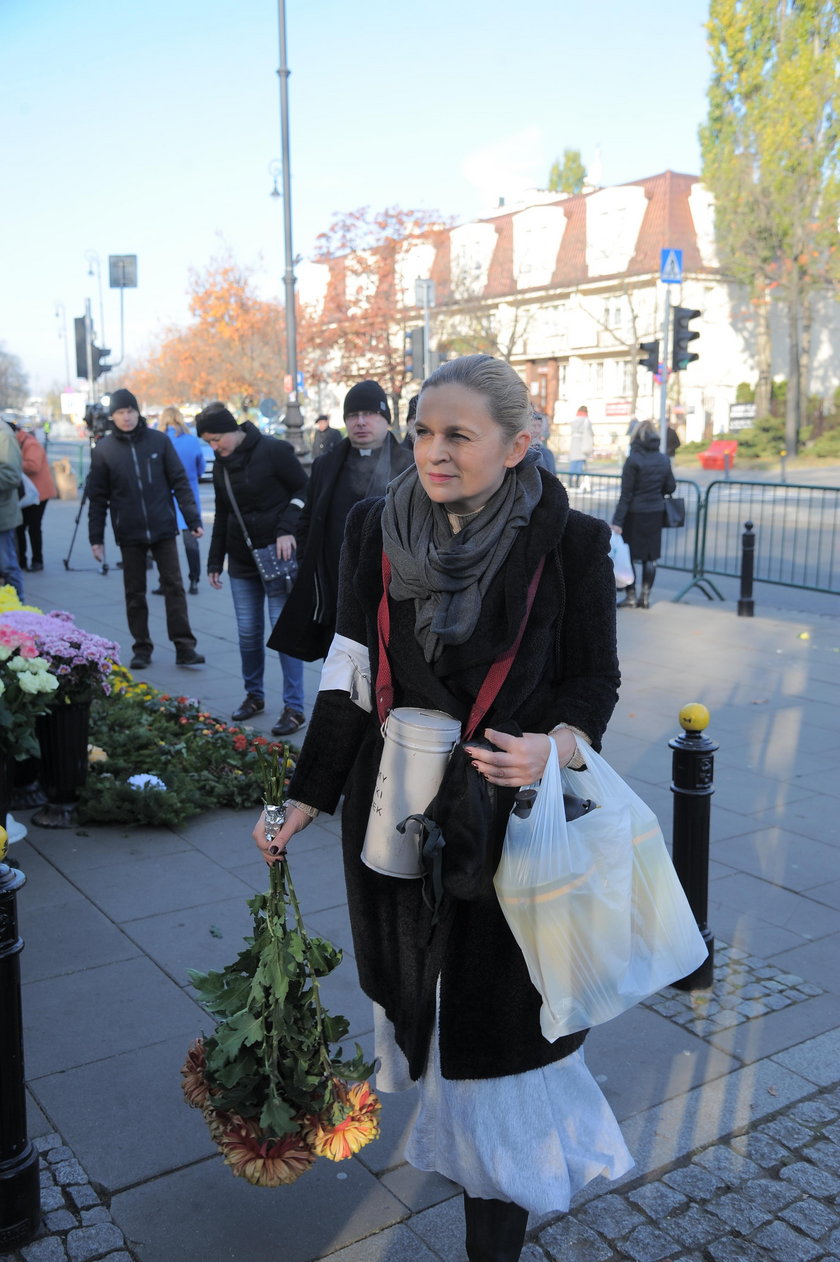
[404,327,425,380]
[638,340,659,374]
[74,318,87,378]
[671,307,700,372]
[74,317,112,379]
[91,345,111,379]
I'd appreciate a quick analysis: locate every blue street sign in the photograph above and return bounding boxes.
[660,249,683,284]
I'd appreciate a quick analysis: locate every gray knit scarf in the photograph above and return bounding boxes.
[380,449,543,663]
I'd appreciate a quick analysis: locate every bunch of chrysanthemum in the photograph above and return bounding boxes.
[181,754,379,1188]
[0,626,60,758]
[0,610,119,704]
[182,1035,380,1187]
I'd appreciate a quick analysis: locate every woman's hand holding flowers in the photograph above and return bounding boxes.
[253,804,314,863]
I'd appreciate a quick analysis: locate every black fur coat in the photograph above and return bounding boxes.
[288,470,620,1080]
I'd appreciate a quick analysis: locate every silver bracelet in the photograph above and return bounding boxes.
[286,798,320,819]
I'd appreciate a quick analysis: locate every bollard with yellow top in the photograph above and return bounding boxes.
[669,703,718,990]
[0,823,40,1248]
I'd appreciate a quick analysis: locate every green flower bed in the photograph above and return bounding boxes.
[79,667,297,827]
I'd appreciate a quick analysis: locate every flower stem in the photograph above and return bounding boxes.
[281,862,333,1079]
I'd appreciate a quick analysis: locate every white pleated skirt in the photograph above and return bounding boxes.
[373,1001,634,1216]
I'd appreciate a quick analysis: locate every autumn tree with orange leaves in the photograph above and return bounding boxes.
[132,255,285,411]
[298,207,452,419]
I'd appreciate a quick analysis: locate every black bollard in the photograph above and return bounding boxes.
[0,857,40,1250]
[669,704,717,990]
[737,521,755,618]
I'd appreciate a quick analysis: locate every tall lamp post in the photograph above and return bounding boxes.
[275,0,305,455]
[54,303,70,389]
[85,250,106,351]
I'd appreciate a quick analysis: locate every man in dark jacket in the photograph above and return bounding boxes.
[88,388,205,669]
[269,379,414,661]
[311,413,342,460]
[197,405,308,735]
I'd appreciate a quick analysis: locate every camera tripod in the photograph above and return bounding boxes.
[63,475,108,575]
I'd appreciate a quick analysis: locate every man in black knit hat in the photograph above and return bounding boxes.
[268,379,413,664]
[88,388,205,670]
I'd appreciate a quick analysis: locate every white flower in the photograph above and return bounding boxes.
[127,773,167,791]
[8,657,29,673]
[33,672,59,693]
[0,646,12,662]
[0,678,5,696]
[17,672,42,694]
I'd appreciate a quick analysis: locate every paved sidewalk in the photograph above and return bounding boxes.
[2,497,839,1261]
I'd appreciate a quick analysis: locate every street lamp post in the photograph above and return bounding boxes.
[415,279,435,379]
[54,303,70,388]
[275,0,305,456]
[85,250,106,352]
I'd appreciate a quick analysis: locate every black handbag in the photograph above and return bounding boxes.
[222,468,299,591]
[662,495,686,528]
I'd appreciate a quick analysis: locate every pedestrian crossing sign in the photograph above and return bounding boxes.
[660,249,683,284]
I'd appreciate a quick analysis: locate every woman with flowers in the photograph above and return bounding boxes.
[253,356,632,1261]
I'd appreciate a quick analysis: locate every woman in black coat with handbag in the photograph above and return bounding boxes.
[196,406,308,733]
[251,357,632,1260]
[611,420,676,609]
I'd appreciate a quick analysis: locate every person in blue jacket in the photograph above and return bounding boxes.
[153,407,206,594]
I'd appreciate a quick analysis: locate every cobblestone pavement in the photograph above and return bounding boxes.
[643,942,826,1036]
[3,1132,136,1262]
[528,1085,840,1261]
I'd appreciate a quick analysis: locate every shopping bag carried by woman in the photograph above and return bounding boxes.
[494,741,708,1041]
[608,533,635,589]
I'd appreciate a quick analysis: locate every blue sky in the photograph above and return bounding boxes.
[1,0,711,393]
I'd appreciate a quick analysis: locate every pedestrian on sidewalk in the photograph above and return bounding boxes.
[152,406,205,595]
[611,420,676,609]
[253,354,631,1262]
[268,378,413,665]
[14,422,57,571]
[567,404,593,488]
[0,418,24,599]
[87,388,205,669]
[310,412,342,460]
[195,403,308,734]
[529,408,556,474]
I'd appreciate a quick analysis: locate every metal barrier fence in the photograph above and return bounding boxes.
[558,469,840,600]
[695,479,840,597]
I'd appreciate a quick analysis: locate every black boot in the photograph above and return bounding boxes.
[639,561,657,609]
[617,584,637,608]
[463,1191,529,1262]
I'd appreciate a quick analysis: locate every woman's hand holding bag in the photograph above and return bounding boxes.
[494,741,708,1041]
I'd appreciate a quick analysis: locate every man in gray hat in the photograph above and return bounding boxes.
[87,388,205,670]
[268,379,413,668]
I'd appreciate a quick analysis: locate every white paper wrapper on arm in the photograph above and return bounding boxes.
[319,634,372,712]
[494,742,708,1041]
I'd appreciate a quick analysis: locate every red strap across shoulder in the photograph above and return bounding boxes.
[375,553,395,722]
[375,552,546,733]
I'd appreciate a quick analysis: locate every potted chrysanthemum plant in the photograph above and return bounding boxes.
[181,749,380,1187]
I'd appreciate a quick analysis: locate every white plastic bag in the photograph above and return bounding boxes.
[18,473,39,510]
[609,533,634,589]
[494,742,708,1041]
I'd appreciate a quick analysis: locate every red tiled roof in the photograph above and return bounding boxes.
[626,171,703,275]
